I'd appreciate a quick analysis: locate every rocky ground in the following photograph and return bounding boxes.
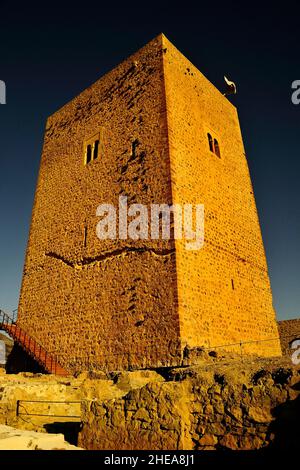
[0,367,164,448]
[79,355,300,450]
[0,353,299,450]
[0,425,82,450]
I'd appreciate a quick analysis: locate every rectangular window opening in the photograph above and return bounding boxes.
[86,145,92,164]
[84,130,103,165]
[93,140,99,160]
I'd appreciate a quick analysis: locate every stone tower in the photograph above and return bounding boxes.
[18,34,281,373]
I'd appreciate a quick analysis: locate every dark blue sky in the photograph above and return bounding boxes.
[0,1,299,320]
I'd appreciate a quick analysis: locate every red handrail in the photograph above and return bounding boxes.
[0,309,69,376]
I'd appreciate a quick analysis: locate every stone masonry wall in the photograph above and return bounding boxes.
[18,34,281,374]
[18,35,180,373]
[278,318,300,355]
[79,360,300,450]
[162,35,281,356]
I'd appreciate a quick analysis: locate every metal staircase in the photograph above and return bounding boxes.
[0,309,69,376]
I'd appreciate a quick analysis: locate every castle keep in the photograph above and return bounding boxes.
[17,34,281,373]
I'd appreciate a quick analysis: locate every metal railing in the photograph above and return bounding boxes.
[16,400,82,419]
[12,309,18,323]
[53,332,300,374]
[0,309,69,376]
[1,307,299,375]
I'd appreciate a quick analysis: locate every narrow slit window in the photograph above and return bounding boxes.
[86,144,92,164]
[132,139,139,158]
[93,140,99,160]
[83,225,87,248]
[231,279,235,290]
[214,139,221,158]
[208,133,214,152]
